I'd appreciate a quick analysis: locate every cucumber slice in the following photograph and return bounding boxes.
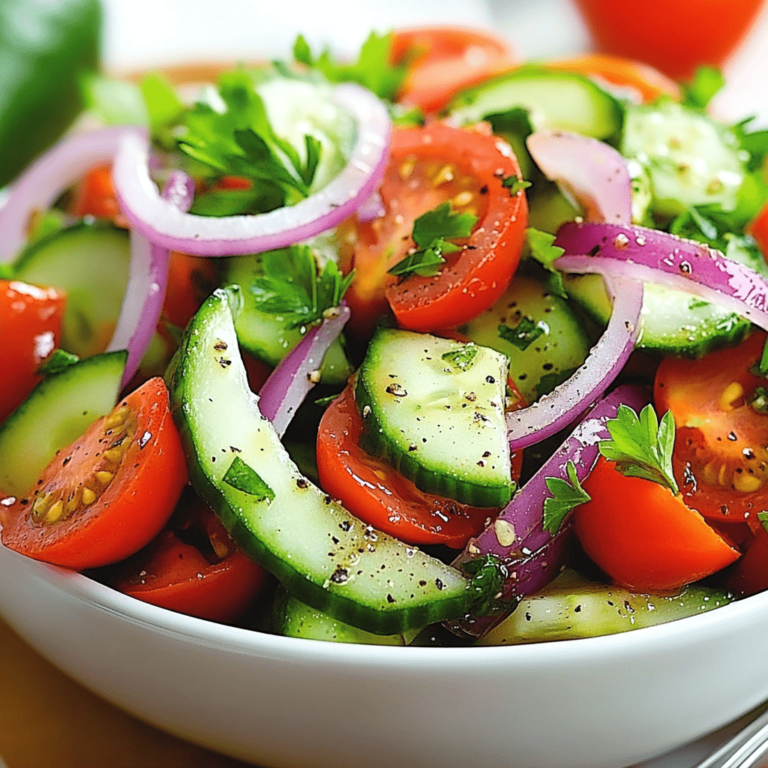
[14,223,131,358]
[355,328,513,508]
[621,100,745,217]
[460,275,591,403]
[476,570,734,645]
[0,351,127,496]
[168,288,477,635]
[448,68,624,141]
[222,250,353,385]
[275,591,419,645]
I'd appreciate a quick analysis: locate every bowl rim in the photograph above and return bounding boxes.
[5,539,767,669]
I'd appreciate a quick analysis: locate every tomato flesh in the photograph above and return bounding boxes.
[655,332,768,524]
[391,27,516,114]
[113,493,266,622]
[575,457,739,592]
[0,280,65,423]
[0,377,187,569]
[340,122,527,336]
[316,385,522,548]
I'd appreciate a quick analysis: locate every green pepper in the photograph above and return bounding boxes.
[0,0,102,188]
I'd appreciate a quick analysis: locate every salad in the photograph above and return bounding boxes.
[1,24,767,647]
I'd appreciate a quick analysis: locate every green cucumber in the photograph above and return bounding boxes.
[476,570,734,645]
[221,250,352,384]
[14,223,131,359]
[621,100,746,218]
[275,591,419,645]
[448,68,624,142]
[168,287,479,635]
[460,275,591,403]
[0,351,126,496]
[355,328,513,508]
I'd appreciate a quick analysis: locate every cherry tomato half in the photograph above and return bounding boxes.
[340,122,528,336]
[749,201,768,260]
[575,457,739,592]
[0,377,187,569]
[572,0,765,81]
[655,332,768,525]
[0,280,65,423]
[113,492,266,622]
[70,164,126,224]
[316,385,523,548]
[391,26,516,114]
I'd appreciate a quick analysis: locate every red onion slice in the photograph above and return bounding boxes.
[454,384,648,637]
[113,83,391,257]
[505,276,643,449]
[526,130,632,224]
[556,222,768,332]
[259,305,351,437]
[108,172,193,387]
[0,127,143,262]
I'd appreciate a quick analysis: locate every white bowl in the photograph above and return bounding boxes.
[2,538,768,768]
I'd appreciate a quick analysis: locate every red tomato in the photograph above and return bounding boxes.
[749,202,768,260]
[0,377,187,570]
[572,0,765,81]
[340,122,528,336]
[391,27,516,114]
[546,53,681,103]
[160,251,217,332]
[575,457,740,592]
[70,164,126,224]
[113,493,266,622]
[316,385,522,548]
[0,280,65,423]
[655,332,768,525]
[729,524,768,596]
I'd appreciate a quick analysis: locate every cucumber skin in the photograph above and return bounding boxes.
[354,329,513,508]
[168,289,478,636]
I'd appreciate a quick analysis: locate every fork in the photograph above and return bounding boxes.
[695,707,768,768]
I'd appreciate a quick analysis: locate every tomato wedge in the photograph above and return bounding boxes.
[0,280,65,423]
[113,492,266,622]
[70,164,126,224]
[0,377,187,569]
[546,54,681,103]
[340,122,528,335]
[749,201,768,260]
[391,27,516,114]
[316,385,522,548]
[729,525,768,596]
[574,457,740,592]
[655,332,768,525]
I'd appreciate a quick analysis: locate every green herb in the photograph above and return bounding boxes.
[525,227,567,297]
[37,349,79,377]
[498,317,545,352]
[681,66,726,110]
[388,202,478,279]
[314,394,340,408]
[460,554,513,618]
[543,461,591,535]
[140,73,185,136]
[599,404,679,495]
[758,510,768,535]
[250,245,354,330]
[178,70,322,207]
[223,456,275,502]
[293,31,407,101]
[441,346,479,372]
[749,386,768,415]
[501,175,532,196]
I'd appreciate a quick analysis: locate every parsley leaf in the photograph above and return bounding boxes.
[543,461,592,535]
[37,349,79,377]
[681,66,726,110]
[388,202,478,279]
[178,70,322,207]
[501,175,532,196]
[498,317,545,351]
[758,511,768,535]
[441,346,479,372]
[526,227,564,270]
[292,31,407,101]
[599,404,679,494]
[250,245,354,330]
[223,456,275,503]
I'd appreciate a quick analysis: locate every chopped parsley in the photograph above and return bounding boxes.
[543,461,592,535]
[223,456,275,503]
[388,202,478,279]
[36,349,79,377]
[599,404,679,495]
[249,245,354,330]
[498,317,545,351]
[441,345,479,372]
[501,175,532,196]
[681,66,726,110]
